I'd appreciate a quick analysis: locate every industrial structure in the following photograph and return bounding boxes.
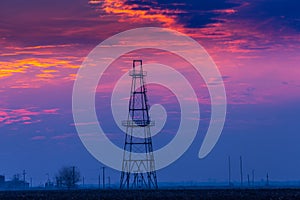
[0,174,29,189]
[120,60,158,189]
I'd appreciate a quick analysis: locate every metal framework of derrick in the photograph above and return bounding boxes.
[120,60,158,189]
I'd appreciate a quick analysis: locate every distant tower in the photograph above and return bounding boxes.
[120,60,158,189]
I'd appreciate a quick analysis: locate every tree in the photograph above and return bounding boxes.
[55,166,80,189]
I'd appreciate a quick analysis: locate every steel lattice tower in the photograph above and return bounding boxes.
[120,60,158,189]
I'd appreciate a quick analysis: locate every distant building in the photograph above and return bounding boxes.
[0,174,29,189]
[0,175,5,188]
[45,181,55,189]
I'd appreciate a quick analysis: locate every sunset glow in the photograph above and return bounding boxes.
[0,0,300,186]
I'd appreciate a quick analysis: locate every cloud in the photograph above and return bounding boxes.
[93,0,300,55]
[0,58,79,78]
[43,108,59,114]
[93,0,240,29]
[94,0,180,27]
[0,108,59,125]
[31,135,46,141]
[89,0,101,5]
[51,133,75,140]
[240,0,300,32]
[0,56,80,89]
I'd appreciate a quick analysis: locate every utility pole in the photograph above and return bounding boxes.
[266,173,269,187]
[82,176,85,187]
[72,166,75,187]
[46,173,50,187]
[240,156,243,187]
[228,156,231,187]
[98,174,101,189]
[23,170,26,182]
[101,167,105,189]
[247,174,250,187]
[30,177,32,188]
[107,176,111,189]
[252,170,255,186]
[23,170,26,188]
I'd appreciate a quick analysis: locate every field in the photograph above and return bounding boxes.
[0,188,300,200]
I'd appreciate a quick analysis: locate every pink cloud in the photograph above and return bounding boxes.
[31,135,46,141]
[43,108,59,114]
[0,107,59,126]
[212,9,237,14]
[51,133,74,140]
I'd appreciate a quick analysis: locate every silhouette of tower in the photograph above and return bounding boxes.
[120,60,158,189]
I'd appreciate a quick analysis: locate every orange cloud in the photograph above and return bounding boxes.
[1,57,77,74]
[0,56,80,87]
[0,65,28,78]
[36,73,55,79]
[95,0,183,28]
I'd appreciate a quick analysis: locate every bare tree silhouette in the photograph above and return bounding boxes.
[55,166,80,189]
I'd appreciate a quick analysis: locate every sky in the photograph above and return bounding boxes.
[0,0,300,186]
